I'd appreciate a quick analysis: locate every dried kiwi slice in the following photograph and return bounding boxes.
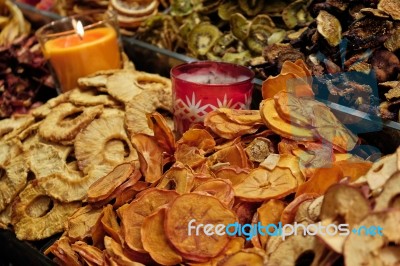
[251,14,275,28]
[188,23,222,56]
[218,2,240,21]
[238,0,264,17]
[230,13,250,41]
[222,51,252,65]
[246,25,272,54]
[282,0,312,29]
[170,0,193,16]
[212,33,236,56]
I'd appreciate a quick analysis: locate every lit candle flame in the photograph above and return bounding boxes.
[72,19,85,40]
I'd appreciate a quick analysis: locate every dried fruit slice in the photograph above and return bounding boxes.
[312,105,358,151]
[177,128,215,153]
[281,193,318,225]
[274,91,323,127]
[194,179,235,208]
[88,163,136,203]
[110,0,158,16]
[157,163,195,194]
[262,72,312,100]
[131,134,163,183]
[188,23,221,56]
[217,108,263,126]
[260,99,316,141]
[104,236,147,266]
[125,87,172,136]
[165,193,237,261]
[0,139,22,167]
[101,205,121,243]
[66,205,102,241]
[141,208,182,265]
[378,0,400,20]
[365,150,399,190]
[133,71,172,92]
[75,112,137,174]
[204,110,260,140]
[213,166,250,186]
[208,144,251,169]
[316,10,342,47]
[38,103,103,143]
[147,112,175,156]
[175,144,206,169]
[0,115,34,141]
[230,13,250,41]
[0,155,28,212]
[374,172,400,211]
[45,236,81,266]
[219,249,266,266]
[118,188,179,253]
[71,241,104,266]
[77,70,115,89]
[257,199,286,249]
[11,181,80,240]
[106,70,143,103]
[234,167,297,201]
[344,210,400,266]
[69,88,120,107]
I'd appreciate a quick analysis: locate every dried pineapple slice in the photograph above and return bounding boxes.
[38,103,103,143]
[75,112,137,174]
[0,155,27,212]
[11,181,80,240]
[0,115,34,141]
[106,70,144,103]
[69,88,121,107]
[0,139,22,167]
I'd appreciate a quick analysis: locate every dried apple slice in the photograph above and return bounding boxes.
[365,150,399,190]
[141,207,182,265]
[281,193,318,225]
[11,181,80,240]
[374,172,400,211]
[131,134,163,183]
[194,179,235,208]
[75,112,137,174]
[165,193,237,261]
[213,166,250,186]
[204,110,260,140]
[175,144,206,168]
[218,248,266,266]
[101,205,121,243]
[71,241,104,266]
[234,167,297,202]
[66,205,102,241]
[207,143,251,169]
[312,105,358,151]
[157,163,195,194]
[260,99,316,141]
[118,188,179,253]
[88,163,137,203]
[344,210,400,266]
[38,103,103,143]
[147,112,175,156]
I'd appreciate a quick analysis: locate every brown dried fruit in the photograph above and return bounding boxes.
[157,163,195,194]
[378,0,400,20]
[316,10,342,47]
[66,205,102,241]
[245,137,275,163]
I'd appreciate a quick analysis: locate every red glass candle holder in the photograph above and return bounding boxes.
[171,61,255,135]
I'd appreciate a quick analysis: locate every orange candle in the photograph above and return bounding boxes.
[44,27,121,92]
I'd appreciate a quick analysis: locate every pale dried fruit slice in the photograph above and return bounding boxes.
[344,210,400,266]
[125,87,172,136]
[88,163,136,203]
[165,193,237,261]
[66,205,102,241]
[106,70,144,103]
[234,167,297,201]
[38,103,103,143]
[75,112,137,174]
[71,241,104,266]
[77,70,116,89]
[204,110,260,140]
[0,139,22,167]
[69,88,120,107]
[31,93,70,119]
[260,99,316,141]
[316,10,342,47]
[194,179,235,208]
[157,163,195,194]
[0,204,12,229]
[45,236,81,266]
[11,181,80,240]
[118,188,179,253]
[365,150,399,190]
[131,134,163,183]
[0,155,28,212]
[374,172,400,211]
[110,0,158,16]
[37,164,115,202]
[133,71,171,91]
[218,248,266,266]
[312,105,358,151]
[0,115,34,140]
[141,207,182,265]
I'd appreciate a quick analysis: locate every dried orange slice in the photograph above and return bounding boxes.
[274,91,323,127]
[141,207,182,265]
[118,188,179,253]
[234,167,297,201]
[312,105,358,151]
[131,133,163,183]
[157,163,195,194]
[165,193,237,261]
[177,128,216,153]
[260,99,316,141]
[204,110,260,140]
[110,0,158,17]
[194,179,235,208]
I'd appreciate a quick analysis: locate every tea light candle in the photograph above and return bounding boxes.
[43,23,121,92]
[171,61,255,135]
